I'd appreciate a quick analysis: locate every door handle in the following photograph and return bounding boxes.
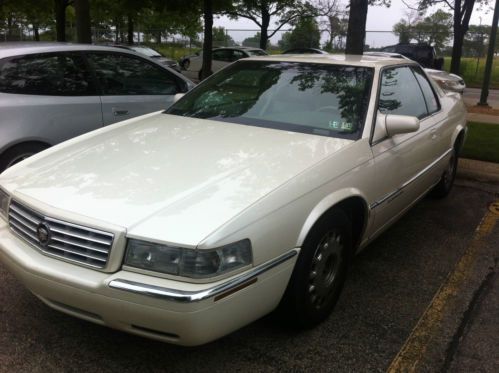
[430,128,437,140]
[113,108,129,116]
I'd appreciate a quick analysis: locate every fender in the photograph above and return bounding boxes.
[296,187,370,247]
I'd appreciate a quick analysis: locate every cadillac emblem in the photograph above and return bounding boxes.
[36,222,51,247]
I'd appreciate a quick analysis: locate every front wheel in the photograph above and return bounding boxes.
[277,209,352,327]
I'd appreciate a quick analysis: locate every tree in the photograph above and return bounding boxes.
[318,0,348,51]
[393,19,412,43]
[243,32,261,47]
[54,0,71,41]
[227,0,318,50]
[74,0,91,43]
[416,0,488,74]
[413,9,452,51]
[345,0,390,55]
[288,17,321,49]
[213,26,235,46]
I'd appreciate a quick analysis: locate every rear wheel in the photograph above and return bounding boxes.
[0,143,49,173]
[278,209,352,327]
[431,148,457,198]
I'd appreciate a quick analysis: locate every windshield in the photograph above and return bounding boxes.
[130,46,161,57]
[166,61,374,139]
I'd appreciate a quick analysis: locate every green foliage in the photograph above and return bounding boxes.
[462,121,499,163]
[242,32,261,48]
[392,9,452,52]
[279,17,321,50]
[213,26,236,47]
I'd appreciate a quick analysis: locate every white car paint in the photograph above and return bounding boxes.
[0,54,467,346]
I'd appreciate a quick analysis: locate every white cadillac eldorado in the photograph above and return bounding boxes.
[0,54,466,346]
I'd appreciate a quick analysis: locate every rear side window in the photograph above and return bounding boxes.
[86,52,178,96]
[0,53,94,96]
[378,66,428,119]
[412,67,440,114]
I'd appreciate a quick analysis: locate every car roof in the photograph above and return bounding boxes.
[244,53,417,68]
[0,42,142,59]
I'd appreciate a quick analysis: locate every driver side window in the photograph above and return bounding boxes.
[378,66,428,119]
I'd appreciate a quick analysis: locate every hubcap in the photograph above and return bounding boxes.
[308,230,343,309]
[443,152,456,188]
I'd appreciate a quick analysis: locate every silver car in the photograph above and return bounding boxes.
[0,42,194,171]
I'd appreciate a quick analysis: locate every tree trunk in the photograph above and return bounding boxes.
[201,0,213,80]
[75,0,92,43]
[33,24,40,41]
[7,15,13,40]
[54,0,67,42]
[450,0,476,74]
[345,0,368,55]
[450,26,464,74]
[127,14,134,45]
[259,7,270,50]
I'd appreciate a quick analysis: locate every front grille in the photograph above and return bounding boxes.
[8,200,114,268]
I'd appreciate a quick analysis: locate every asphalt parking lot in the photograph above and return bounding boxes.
[1,179,498,373]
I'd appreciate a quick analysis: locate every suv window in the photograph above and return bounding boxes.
[378,66,428,119]
[412,66,440,114]
[87,52,178,95]
[0,53,94,96]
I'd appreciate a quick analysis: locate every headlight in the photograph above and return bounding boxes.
[0,188,9,219]
[124,239,252,279]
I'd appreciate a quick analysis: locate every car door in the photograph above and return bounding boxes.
[368,65,444,238]
[0,52,102,148]
[85,52,182,125]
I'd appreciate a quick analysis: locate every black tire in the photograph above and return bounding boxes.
[183,59,190,70]
[277,209,352,328]
[431,148,458,198]
[0,143,49,173]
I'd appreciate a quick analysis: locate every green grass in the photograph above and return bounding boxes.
[443,57,499,89]
[461,121,499,163]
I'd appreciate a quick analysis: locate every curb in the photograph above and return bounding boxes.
[457,158,499,184]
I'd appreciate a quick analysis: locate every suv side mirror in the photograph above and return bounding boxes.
[385,114,420,136]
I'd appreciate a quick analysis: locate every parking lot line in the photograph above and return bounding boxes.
[386,200,499,373]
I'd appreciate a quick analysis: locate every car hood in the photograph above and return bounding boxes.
[1,113,353,247]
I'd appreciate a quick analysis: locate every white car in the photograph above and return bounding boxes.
[180,47,267,81]
[0,55,466,346]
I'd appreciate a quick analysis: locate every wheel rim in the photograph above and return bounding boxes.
[443,151,456,189]
[6,152,34,169]
[308,229,344,309]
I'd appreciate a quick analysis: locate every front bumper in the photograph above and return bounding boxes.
[0,219,298,346]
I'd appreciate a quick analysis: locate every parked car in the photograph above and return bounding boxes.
[380,43,444,70]
[110,44,181,72]
[364,52,466,94]
[0,42,194,171]
[282,48,328,54]
[0,54,466,346]
[180,47,268,80]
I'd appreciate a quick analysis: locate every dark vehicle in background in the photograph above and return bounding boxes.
[110,44,181,72]
[0,43,193,171]
[380,43,444,70]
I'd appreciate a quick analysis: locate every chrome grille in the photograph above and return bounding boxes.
[8,200,114,268]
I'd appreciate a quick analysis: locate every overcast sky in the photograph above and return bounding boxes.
[214,0,496,47]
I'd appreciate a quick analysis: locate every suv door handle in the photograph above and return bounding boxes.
[113,108,129,116]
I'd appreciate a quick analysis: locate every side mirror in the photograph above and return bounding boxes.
[173,93,185,103]
[385,114,420,137]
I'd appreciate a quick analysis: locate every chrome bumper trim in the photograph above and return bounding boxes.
[109,249,298,303]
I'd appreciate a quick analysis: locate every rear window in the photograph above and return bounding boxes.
[167,61,374,140]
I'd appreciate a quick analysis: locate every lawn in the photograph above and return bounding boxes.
[443,57,499,89]
[461,121,499,163]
